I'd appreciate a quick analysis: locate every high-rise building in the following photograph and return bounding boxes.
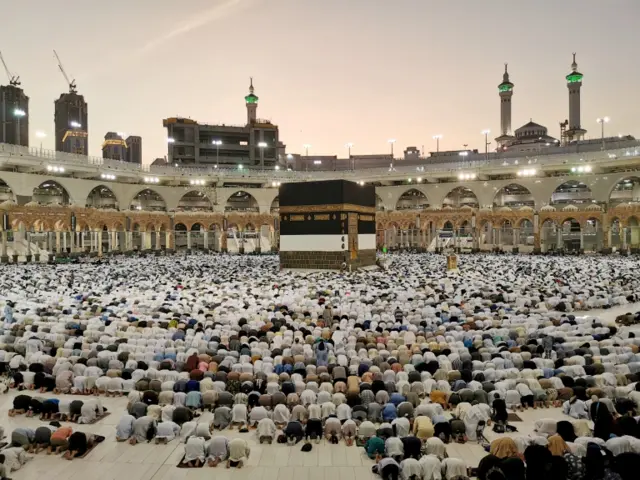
[164,79,281,167]
[125,135,142,164]
[102,132,127,161]
[54,92,88,154]
[0,84,29,146]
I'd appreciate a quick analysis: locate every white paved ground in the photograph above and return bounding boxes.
[4,303,638,480]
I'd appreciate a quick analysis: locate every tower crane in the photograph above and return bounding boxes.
[0,51,20,86]
[53,50,77,94]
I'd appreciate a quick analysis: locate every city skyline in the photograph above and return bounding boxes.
[1,0,638,163]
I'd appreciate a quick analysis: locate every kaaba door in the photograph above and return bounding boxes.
[348,213,358,260]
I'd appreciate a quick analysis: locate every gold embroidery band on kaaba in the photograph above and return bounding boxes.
[279,204,376,214]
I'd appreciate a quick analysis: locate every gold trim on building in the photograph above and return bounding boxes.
[280,204,376,214]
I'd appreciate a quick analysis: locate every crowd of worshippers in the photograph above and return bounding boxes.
[0,423,103,477]
[1,254,640,477]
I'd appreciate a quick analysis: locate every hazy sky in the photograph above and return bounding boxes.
[2,0,638,163]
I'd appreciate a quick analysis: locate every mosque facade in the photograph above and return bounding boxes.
[1,138,640,262]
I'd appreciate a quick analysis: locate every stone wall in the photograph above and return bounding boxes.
[280,249,377,270]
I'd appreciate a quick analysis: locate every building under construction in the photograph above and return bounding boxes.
[0,51,29,147]
[53,50,88,155]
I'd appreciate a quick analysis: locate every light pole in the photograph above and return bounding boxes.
[345,142,353,170]
[36,131,46,154]
[212,140,222,168]
[388,139,396,169]
[597,117,609,149]
[258,141,267,171]
[13,108,25,146]
[432,134,442,153]
[481,130,490,161]
[303,144,311,171]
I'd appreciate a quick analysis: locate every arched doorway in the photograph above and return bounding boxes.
[493,184,534,208]
[208,224,221,251]
[131,189,167,211]
[86,185,118,209]
[443,187,479,208]
[270,197,279,214]
[540,219,558,253]
[225,191,258,212]
[174,223,187,249]
[0,179,15,204]
[132,223,141,250]
[190,223,204,249]
[609,177,640,206]
[519,219,534,246]
[33,181,70,206]
[551,181,592,205]
[627,217,640,249]
[396,189,429,210]
[177,191,213,211]
[584,218,602,252]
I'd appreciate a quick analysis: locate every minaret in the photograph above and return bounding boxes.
[565,53,586,142]
[244,77,258,125]
[495,63,515,148]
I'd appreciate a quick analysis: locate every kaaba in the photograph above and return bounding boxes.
[279,180,377,269]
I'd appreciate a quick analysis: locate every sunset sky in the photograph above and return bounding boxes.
[2,0,638,163]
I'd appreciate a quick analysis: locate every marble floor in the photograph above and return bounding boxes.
[4,302,638,480]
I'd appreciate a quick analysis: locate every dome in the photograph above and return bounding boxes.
[585,204,602,211]
[497,206,512,212]
[518,205,534,211]
[540,205,556,212]
[514,121,549,139]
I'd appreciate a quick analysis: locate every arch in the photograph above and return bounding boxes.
[551,180,592,205]
[0,178,15,203]
[86,185,118,209]
[191,223,203,231]
[492,183,534,208]
[32,180,70,206]
[442,221,454,231]
[225,190,259,212]
[177,190,213,211]
[442,186,479,208]
[175,223,187,231]
[608,176,640,206]
[270,196,279,214]
[395,188,429,211]
[130,188,167,212]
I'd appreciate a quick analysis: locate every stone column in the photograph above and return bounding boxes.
[187,231,192,250]
[55,232,61,253]
[140,232,147,251]
[203,231,209,250]
[622,227,628,250]
[155,231,161,250]
[513,228,519,246]
[166,231,172,249]
[221,231,227,252]
[97,231,103,255]
[69,230,75,253]
[62,232,67,252]
[580,230,585,251]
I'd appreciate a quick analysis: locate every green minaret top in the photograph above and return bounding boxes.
[244,77,259,103]
[566,53,583,83]
[498,63,514,92]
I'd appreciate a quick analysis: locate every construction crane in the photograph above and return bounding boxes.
[0,51,20,86]
[53,50,77,94]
